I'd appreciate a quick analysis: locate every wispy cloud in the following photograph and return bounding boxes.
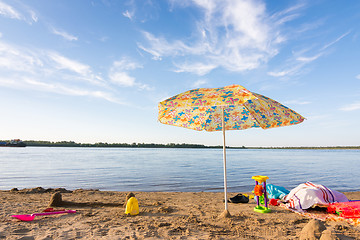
[192,79,207,88]
[138,31,204,61]
[47,51,105,87]
[174,62,217,76]
[339,102,360,111]
[296,53,323,63]
[267,31,350,79]
[320,31,351,51]
[49,52,90,76]
[119,0,160,23]
[0,40,128,104]
[356,74,360,80]
[123,10,134,20]
[51,27,78,41]
[283,100,311,105]
[0,1,38,24]
[0,41,43,73]
[139,0,288,75]
[270,2,306,25]
[268,68,296,77]
[109,71,135,87]
[23,77,124,104]
[29,9,38,22]
[109,57,151,90]
[99,36,109,42]
[0,1,22,19]
[295,19,325,34]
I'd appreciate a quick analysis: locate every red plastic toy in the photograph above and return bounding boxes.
[327,201,360,218]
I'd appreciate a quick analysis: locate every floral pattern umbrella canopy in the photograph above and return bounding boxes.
[159,84,304,131]
[158,84,305,213]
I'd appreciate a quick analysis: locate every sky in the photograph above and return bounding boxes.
[0,0,359,147]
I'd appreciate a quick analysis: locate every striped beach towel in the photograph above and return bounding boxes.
[284,182,349,210]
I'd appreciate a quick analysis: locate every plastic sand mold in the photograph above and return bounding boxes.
[125,197,139,215]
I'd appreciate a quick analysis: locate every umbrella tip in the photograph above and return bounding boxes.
[218,209,231,219]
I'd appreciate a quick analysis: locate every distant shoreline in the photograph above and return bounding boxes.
[6,140,359,149]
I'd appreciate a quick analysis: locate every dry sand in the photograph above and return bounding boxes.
[1,187,360,239]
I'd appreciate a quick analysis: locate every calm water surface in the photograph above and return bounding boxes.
[0,147,359,192]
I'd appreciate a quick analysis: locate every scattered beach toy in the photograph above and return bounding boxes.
[243,193,254,199]
[252,175,271,213]
[124,193,139,215]
[266,184,290,200]
[269,198,279,206]
[327,201,360,218]
[43,208,65,212]
[125,197,139,215]
[11,210,76,221]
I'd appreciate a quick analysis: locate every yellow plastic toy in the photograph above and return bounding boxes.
[125,197,139,215]
[252,175,271,213]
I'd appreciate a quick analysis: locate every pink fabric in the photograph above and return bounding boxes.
[284,182,349,210]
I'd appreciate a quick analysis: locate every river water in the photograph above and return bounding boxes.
[0,147,359,192]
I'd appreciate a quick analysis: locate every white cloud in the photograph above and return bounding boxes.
[108,58,151,90]
[0,41,43,73]
[268,30,350,79]
[0,1,37,24]
[192,79,207,88]
[0,1,22,19]
[51,27,78,41]
[283,100,311,105]
[294,18,325,35]
[48,52,89,76]
[267,64,303,78]
[174,62,217,76]
[47,52,105,86]
[29,10,38,22]
[112,58,142,71]
[23,77,124,104]
[99,36,109,42]
[296,53,322,63]
[339,102,360,111]
[109,71,135,87]
[139,0,287,75]
[267,71,288,77]
[123,10,134,20]
[138,31,205,61]
[320,31,351,51]
[356,74,360,80]
[0,40,126,104]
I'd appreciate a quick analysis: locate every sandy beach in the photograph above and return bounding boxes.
[1,188,360,239]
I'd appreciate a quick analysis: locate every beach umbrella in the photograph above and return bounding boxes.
[158,84,305,215]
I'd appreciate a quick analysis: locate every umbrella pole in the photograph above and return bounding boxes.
[222,107,228,211]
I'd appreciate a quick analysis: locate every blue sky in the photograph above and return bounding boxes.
[0,0,359,147]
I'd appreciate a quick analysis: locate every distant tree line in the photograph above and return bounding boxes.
[2,140,359,149]
[22,140,225,149]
